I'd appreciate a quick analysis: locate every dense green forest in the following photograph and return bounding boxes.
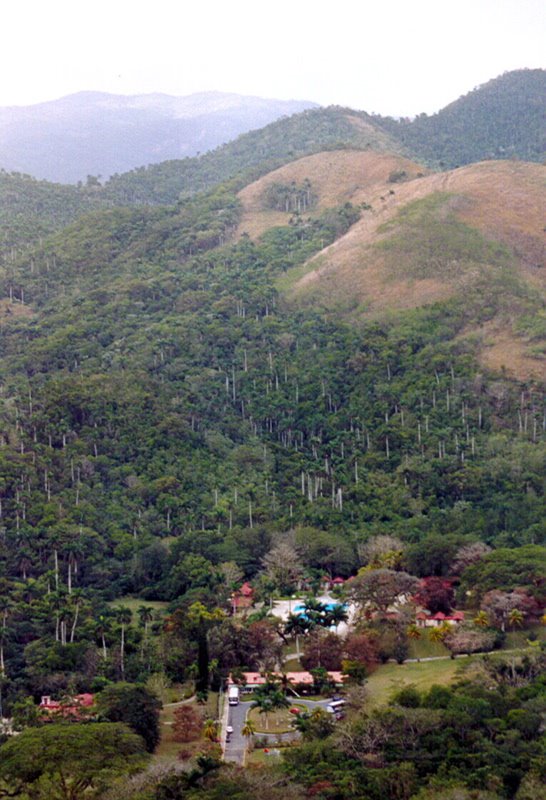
[1,175,543,642]
[0,95,544,799]
[375,69,546,168]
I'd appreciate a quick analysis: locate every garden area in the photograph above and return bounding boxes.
[154,693,221,764]
[247,703,305,734]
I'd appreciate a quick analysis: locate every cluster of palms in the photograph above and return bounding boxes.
[284,598,348,656]
[249,679,290,731]
[0,573,158,678]
[97,605,155,677]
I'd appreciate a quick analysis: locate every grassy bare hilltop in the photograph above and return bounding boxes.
[236,152,545,380]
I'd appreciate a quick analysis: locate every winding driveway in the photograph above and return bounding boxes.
[223,697,332,765]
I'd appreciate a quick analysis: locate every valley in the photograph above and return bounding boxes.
[0,69,544,800]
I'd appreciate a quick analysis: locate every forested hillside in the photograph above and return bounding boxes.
[0,100,544,799]
[2,69,543,256]
[375,69,546,168]
[0,107,394,255]
[1,166,543,629]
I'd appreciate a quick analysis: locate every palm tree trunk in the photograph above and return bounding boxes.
[120,625,125,678]
[70,602,80,643]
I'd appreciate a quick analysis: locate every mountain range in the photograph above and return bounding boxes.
[0,69,544,184]
[0,90,318,183]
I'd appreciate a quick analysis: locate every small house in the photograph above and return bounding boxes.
[39,693,94,718]
[230,582,255,613]
[416,610,465,628]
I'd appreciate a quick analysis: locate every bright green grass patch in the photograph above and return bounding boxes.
[246,747,285,765]
[408,637,449,659]
[366,658,464,708]
[283,655,303,669]
[275,255,325,295]
[247,703,305,734]
[107,596,168,625]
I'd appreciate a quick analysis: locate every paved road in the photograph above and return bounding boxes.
[223,700,249,764]
[223,697,332,765]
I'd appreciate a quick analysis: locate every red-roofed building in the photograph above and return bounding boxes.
[39,693,95,718]
[228,671,345,691]
[321,575,347,591]
[416,609,465,628]
[230,582,255,613]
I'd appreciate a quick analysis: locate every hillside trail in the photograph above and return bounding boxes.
[163,696,196,708]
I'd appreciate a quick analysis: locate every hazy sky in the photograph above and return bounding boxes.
[3,0,544,116]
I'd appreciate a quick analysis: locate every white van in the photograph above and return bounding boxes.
[326,699,345,716]
[228,685,240,706]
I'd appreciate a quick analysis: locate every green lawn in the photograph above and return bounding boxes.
[107,596,169,626]
[503,625,545,649]
[247,703,304,734]
[408,636,449,659]
[246,747,284,765]
[365,658,463,708]
[283,655,303,670]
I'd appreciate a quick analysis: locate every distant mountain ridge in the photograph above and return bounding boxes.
[0,90,319,183]
[1,69,544,185]
[1,70,544,258]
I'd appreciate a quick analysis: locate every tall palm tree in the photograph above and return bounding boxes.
[18,550,32,582]
[251,690,289,731]
[68,588,85,643]
[65,539,85,595]
[252,696,274,730]
[0,596,11,677]
[302,598,328,627]
[270,690,290,715]
[138,605,154,635]
[95,616,110,661]
[115,606,132,678]
[138,605,154,661]
[284,612,310,657]
[241,717,256,754]
[325,603,348,632]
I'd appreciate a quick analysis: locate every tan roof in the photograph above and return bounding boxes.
[229,671,345,686]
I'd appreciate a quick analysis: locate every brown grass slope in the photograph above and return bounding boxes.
[235,150,428,240]
[238,154,543,380]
